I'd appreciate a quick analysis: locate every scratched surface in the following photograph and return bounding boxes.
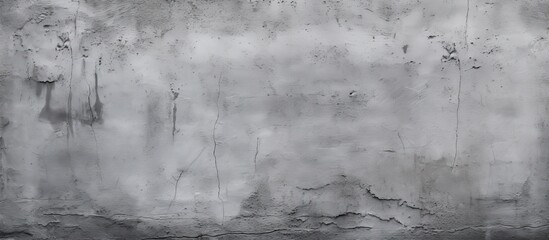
[1,0,549,239]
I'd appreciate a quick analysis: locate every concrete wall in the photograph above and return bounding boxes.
[1,0,549,239]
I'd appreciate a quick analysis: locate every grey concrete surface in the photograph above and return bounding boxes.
[1,0,549,239]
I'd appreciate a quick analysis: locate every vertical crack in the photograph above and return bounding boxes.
[67,0,80,139]
[86,83,95,122]
[170,87,179,142]
[491,143,496,163]
[442,43,463,171]
[456,0,469,168]
[90,126,102,182]
[397,132,405,154]
[212,73,224,222]
[464,0,470,51]
[254,137,260,173]
[452,59,463,170]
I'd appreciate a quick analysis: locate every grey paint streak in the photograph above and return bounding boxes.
[1,0,549,239]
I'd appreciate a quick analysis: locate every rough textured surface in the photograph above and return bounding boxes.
[1,0,549,239]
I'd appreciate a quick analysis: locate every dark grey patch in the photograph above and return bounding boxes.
[402,44,408,54]
[0,137,6,152]
[0,230,32,239]
[0,117,9,129]
[38,83,68,126]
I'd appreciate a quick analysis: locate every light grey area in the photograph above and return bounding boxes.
[1,0,549,239]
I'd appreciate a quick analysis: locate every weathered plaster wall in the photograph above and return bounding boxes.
[1,0,549,239]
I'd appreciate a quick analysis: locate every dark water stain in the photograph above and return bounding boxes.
[34,149,78,199]
[79,64,104,126]
[67,89,74,137]
[38,83,68,126]
[32,80,44,97]
[78,101,94,126]
[27,64,64,97]
[0,137,5,153]
[0,137,5,196]
[145,94,162,148]
[93,65,104,124]
[171,103,177,141]
[81,58,86,76]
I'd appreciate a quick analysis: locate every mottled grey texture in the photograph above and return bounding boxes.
[1,0,549,239]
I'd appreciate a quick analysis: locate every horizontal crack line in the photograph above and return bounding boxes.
[143,228,313,239]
